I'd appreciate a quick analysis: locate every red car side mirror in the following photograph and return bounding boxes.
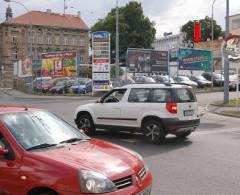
[0,147,8,155]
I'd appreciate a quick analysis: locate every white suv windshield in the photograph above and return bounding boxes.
[1,111,88,150]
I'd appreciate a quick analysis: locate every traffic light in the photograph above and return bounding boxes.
[194,22,201,43]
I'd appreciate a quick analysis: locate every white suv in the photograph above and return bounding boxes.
[74,83,200,143]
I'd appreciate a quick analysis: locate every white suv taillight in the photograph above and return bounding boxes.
[166,102,177,114]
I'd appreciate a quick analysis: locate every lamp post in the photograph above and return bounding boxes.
[4,0,33,92]
[115,0,119,83]
[211,0,216,88]
[224,0,230,102]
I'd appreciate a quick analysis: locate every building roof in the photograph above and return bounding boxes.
[2,10,89,30]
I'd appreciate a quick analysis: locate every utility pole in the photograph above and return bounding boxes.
[115,0,119,83]
[224,0,230,102]
[211,0,216,88]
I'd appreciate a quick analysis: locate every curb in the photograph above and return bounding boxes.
[206,103,240,118]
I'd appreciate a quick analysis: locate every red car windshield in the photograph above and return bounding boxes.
[1,111,88,150]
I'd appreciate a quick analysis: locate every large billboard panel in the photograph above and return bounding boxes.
[150,50,168,72]
[92,31,111,91]
[178,48,212,71]
[126,48,168,73]
[41,52,77,77]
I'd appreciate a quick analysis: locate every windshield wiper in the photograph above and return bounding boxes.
[60,137,88,144]
[27,143,57,151]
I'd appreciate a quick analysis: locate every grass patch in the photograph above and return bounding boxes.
[221,111,240,117]
[211,99,240,107]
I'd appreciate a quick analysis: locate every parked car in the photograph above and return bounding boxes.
[75,83,200,144]
[70,78,92,94]
[202,72,224,86]
[49,79,72,94]
[33,77,52,92]
[229,74,240,91]
[133,76,156,83]
[0,106,152,195]
[119,77,136,86]
[188,75,211,88]
[174,76,198,87]
[152,75,175,83]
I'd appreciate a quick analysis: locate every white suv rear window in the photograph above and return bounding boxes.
[176,88,196,103]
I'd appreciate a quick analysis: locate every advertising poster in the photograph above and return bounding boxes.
[178,48,212,72]
[150,50,168,72]
[92,31,111,91]
[126,48,169,73]
[41,52,77,77]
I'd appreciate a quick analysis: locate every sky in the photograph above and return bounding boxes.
[0,0,240,38]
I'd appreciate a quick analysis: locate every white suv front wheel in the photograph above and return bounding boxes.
[142,119,166,144]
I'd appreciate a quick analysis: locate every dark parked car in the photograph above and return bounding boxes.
[70,78,92,94]
[202,72,224,86]
[189,75,212,88]
[50,79,72,94]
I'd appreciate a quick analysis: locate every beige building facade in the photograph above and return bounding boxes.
[0,9,90,87]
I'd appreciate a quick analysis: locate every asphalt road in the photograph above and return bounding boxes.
[1,91,240,195]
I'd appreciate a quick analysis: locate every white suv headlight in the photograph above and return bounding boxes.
[79,170,117,193]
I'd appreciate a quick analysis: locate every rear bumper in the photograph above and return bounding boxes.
[164,118,200,135]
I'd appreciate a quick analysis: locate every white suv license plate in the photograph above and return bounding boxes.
[137,185,151,195]
[184,110,194,116]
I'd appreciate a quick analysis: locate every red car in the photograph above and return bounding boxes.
[0,106,152,195]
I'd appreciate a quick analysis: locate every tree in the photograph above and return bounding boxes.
[181,16,223,42]
[91,1,156,63]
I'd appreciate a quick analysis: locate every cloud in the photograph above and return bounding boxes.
[0,0,239,38]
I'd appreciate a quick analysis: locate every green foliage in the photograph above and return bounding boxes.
[91,1,156,63]
[110,65,124,78]
[181,16,223,42]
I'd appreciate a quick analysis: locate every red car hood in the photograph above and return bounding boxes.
[34,139,142,180]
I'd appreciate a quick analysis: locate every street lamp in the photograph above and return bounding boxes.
[224,0,230,102]
[211,0,216,88]
[115,0,119,82]
[4,0,33,92]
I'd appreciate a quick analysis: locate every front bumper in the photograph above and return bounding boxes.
[57,171,152,195]
[164,118,200,135]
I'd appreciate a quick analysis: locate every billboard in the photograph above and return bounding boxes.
[41,52,77,77]
[178,48,212,71]
[126,48,168,73]
[92,31,111,91]
[14,58,32,77]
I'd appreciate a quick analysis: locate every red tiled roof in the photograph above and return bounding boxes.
[3,11,89,30]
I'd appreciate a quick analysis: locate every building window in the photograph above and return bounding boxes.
[72,36,77,46]
[232,18,240,30]
[80,35,85,46]
[12,49,18,60]
[80,55,84,62]
[38,33,43,44]
[64,35,68,45]
[12,34,17,43]
[47,34,52,45]
[55,35,60,45]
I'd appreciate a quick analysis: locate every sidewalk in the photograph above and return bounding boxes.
[0,88,98,101]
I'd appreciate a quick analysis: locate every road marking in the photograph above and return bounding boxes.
[192,128,240,136]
